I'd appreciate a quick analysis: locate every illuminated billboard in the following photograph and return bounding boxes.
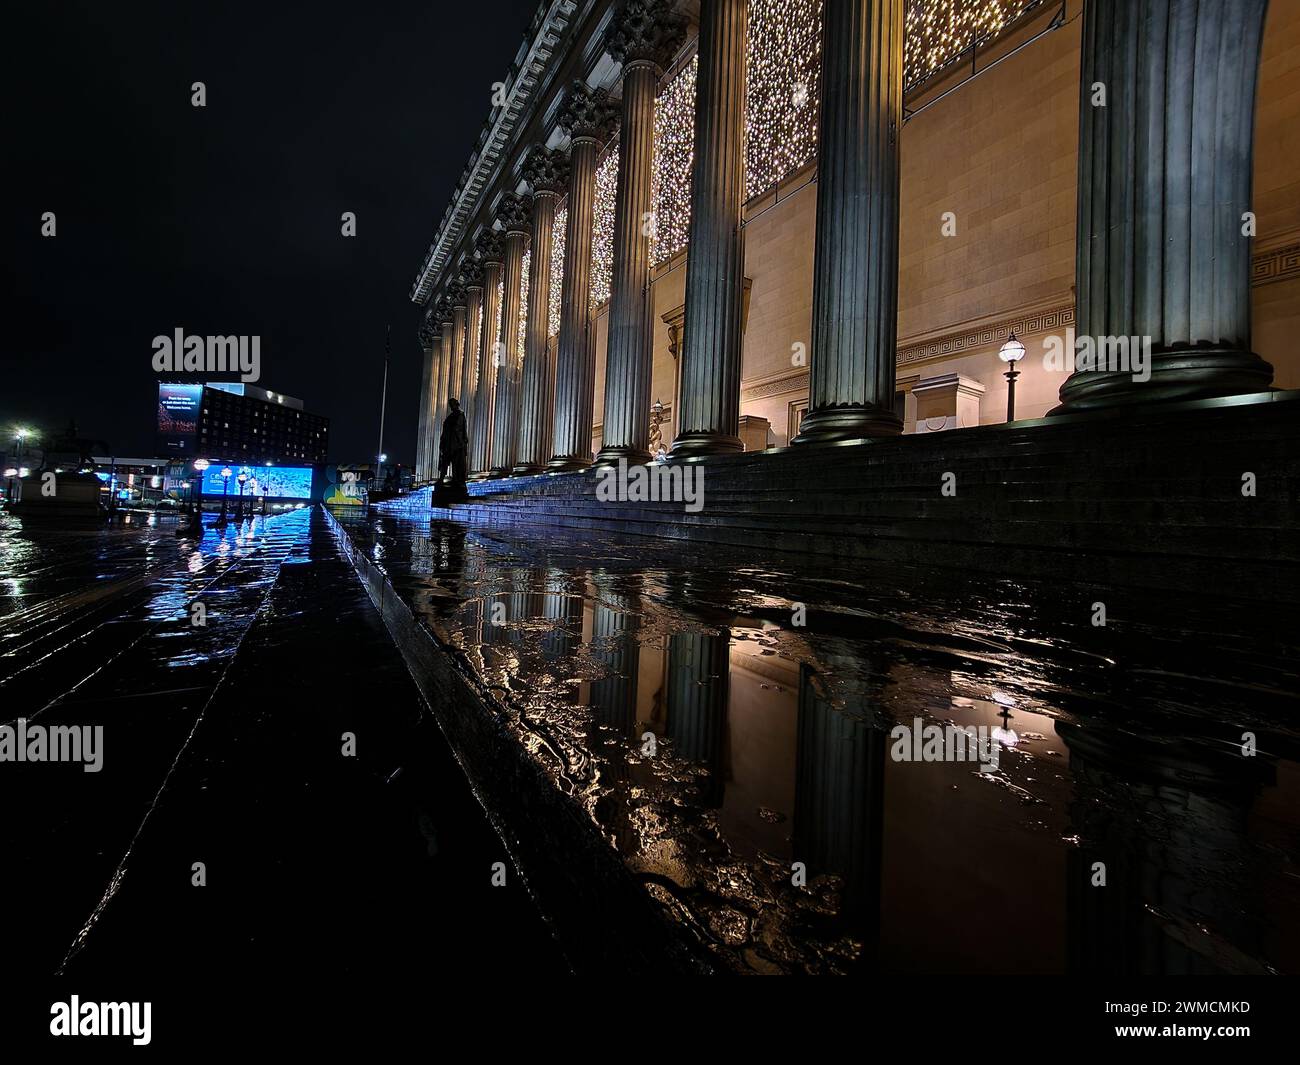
[200,465,313,499]
[157,383,204,454]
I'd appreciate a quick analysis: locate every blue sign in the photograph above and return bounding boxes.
[200,465,313,499]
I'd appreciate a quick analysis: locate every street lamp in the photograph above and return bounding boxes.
[236,471,248,520]
[999,332,1026,422]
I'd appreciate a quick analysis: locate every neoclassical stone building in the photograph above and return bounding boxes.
[410,0,1299,484]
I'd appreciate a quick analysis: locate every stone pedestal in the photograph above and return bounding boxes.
[910,373,985,433]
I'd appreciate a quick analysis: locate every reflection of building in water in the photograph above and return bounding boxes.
[666,630,730,807]
[1060,723,1276,975]
[794,663,886,943]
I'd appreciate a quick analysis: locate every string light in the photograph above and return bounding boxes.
[549,205,566,338]
[651,56,697,266]
[904,0,1041,91]
[590,146,619,309]
[745,0,822,201]
[518,248,530,360]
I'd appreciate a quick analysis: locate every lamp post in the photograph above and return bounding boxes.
[236,471,248,520]
[219,466,233,522]
[999,332,1026,422]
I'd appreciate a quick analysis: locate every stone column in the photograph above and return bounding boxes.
[793,0,904,445]
[515,148,567,475]
[416,319,435,482]
[449,280,468,409]
[491,195,533,475]
[436,301,455,475]
[596,1,687,466]
[471,234,504,478]
[672,0,748,458]
[1054,0,1273,412]
[549,82,616,471]
[461,264,484,454]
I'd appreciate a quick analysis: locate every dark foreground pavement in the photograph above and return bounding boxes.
[0,507,564,992]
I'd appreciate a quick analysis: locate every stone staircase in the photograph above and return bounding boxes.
[385,391,1300,602]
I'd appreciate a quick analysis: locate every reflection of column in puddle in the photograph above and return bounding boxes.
[586,575,643,852]
[541,568,585,665]
[589,581,641,742]
[794,662,886,946]
[1060,723,1273,974]
[666,630,730,808]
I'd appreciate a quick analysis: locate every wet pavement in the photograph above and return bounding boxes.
[0,507,563,977]
[337,505,1300,974]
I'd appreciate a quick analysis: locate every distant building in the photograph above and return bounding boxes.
[156,382,329,466]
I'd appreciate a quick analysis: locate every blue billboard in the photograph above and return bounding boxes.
[200,465,313,499]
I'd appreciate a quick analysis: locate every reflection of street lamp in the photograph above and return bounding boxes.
[219,466,233,521]
[191,458,210,515]
[999,332,1026,422]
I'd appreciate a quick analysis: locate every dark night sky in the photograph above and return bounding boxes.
[3,0,541,464]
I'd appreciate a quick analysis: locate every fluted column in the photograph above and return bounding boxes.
[491,196,532,475]
[1053,0,1273,413]
[416,322,435,482]
[449,282,468,408]
[515,148,567,474]
[471,235,504,478]
[672,0,748,458]
[597,2,686,466]
[793,0,904,445]
[549,83,616,471]
[435,304,454,476]
[461,265,484,454]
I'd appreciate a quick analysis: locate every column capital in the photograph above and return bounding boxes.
[523,145,569,197]
[475,229,505,266]
[418,315,437,348]
[499,192,534,237]
[461,261,485,290]
[557,81,618,145]
[447,280,468,308]
[607,0,687,75]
